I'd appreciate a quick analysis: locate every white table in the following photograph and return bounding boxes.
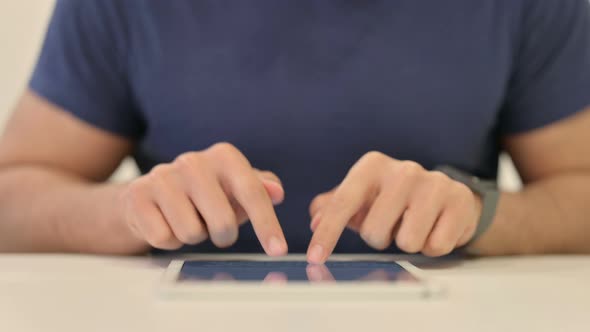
[1,254,588,332]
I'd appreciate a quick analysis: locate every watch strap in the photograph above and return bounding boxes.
[434,165,499,245]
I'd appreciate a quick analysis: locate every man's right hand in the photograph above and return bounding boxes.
[119,142,288,256]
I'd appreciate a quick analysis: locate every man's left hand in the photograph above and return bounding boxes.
[307,152,482,264]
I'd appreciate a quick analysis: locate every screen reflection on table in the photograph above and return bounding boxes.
[178,261,418,284]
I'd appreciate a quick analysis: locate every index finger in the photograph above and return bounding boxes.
[307,167,375,264]
[214,147,288,256]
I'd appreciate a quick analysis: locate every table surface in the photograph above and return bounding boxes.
[1,253,588,332]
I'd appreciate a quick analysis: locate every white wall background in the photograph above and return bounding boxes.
[0,1,521,189]
[0,1,137,181]
[0,1,54,130]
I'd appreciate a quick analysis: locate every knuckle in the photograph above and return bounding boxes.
[238,176,266,197]
[395,215,422,253]
[382,169,400,185]
[428,172,452,195]
[449,182,474,208]
[395,234,422,254]
[423,238,453,257]
[147,164,174,186]
[209,142,240,157]
[360,226,390,251]
[357,151,394,173]
[362,151,387,164]
[429,171,450,186]
[176,227,206,245]
[453,182,472,198]
[149,164,169,177]
[398,161,424,180]
[232,174,248,187]
[175,152,200,170]
[176,157,208,183]
[330,191,354,209]
[147,227,176,248]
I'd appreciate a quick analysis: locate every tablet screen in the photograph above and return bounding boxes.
[177,260,418,283]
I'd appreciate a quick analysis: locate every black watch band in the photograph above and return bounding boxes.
[434,165,500,245]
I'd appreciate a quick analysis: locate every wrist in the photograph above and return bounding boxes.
[109,183,151,253]
[465,191,534,256]
[75,183,150,254]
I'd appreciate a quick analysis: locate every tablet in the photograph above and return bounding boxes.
[159,255,441,300]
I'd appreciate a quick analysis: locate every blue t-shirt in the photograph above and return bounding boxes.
[30,0,590,254]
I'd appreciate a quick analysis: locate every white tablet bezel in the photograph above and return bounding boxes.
[157,254,443,300]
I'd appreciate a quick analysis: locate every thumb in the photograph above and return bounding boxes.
[256,170,285,205]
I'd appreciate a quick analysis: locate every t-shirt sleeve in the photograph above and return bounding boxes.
[29,0,144,139]
[499,0,590,135]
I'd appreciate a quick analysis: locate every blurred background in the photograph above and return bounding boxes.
[0,1,522,189]
[0,1,53,131]
[0,1,138,181]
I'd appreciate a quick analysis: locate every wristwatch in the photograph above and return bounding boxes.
[435,165,500,245]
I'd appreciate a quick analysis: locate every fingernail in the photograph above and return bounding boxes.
[266,178,282,186]
[268,236,287,256]
[307,244,325,264]
[271,195,283,205]
[265,182,284,205]
[217,229,238,247]
[310,214,321,232]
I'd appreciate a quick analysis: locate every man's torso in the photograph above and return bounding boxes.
[114,1,521,253]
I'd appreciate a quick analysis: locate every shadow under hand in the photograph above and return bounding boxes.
[405,252,467,270]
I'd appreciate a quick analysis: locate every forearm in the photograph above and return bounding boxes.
[468,172,590,255]
[0,165,148,254]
